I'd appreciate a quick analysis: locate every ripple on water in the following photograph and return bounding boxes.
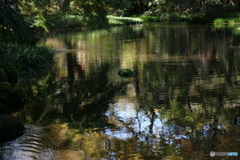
[0,124,54,160]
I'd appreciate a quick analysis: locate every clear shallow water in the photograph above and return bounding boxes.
[1,24,240,159]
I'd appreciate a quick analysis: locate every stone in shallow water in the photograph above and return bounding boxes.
[118,69,135,78]
[0,114,25,141]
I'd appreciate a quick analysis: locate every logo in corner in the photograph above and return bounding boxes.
[210,151,215,157]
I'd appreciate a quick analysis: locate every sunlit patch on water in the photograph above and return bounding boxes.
[104,98,190,142]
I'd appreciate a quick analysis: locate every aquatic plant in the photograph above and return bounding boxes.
[118,69,135,78]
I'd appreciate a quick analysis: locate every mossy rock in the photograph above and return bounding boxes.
[0,114,25,141]
[118,69,135,78]
[0,82,26,113]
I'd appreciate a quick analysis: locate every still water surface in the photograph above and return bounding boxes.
[1,24,240,159]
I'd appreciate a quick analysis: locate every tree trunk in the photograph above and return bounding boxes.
[136,0,144,13]
[61,0,71,12]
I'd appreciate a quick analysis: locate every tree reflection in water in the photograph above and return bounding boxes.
[1,25,240,160]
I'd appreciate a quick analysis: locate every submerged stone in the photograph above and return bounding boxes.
[118,69,135,78]
[0,114,25,141]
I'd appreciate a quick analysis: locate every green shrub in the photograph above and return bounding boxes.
[139,15,159,22]
[214,18,227,24]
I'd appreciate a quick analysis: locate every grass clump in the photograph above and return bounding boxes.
[0,44,55,77]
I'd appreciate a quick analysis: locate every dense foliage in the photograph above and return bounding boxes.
[1,0,239,32]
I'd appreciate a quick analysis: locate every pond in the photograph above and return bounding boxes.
[1,24,240,160]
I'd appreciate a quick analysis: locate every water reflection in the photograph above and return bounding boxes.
[1,24,240,159]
